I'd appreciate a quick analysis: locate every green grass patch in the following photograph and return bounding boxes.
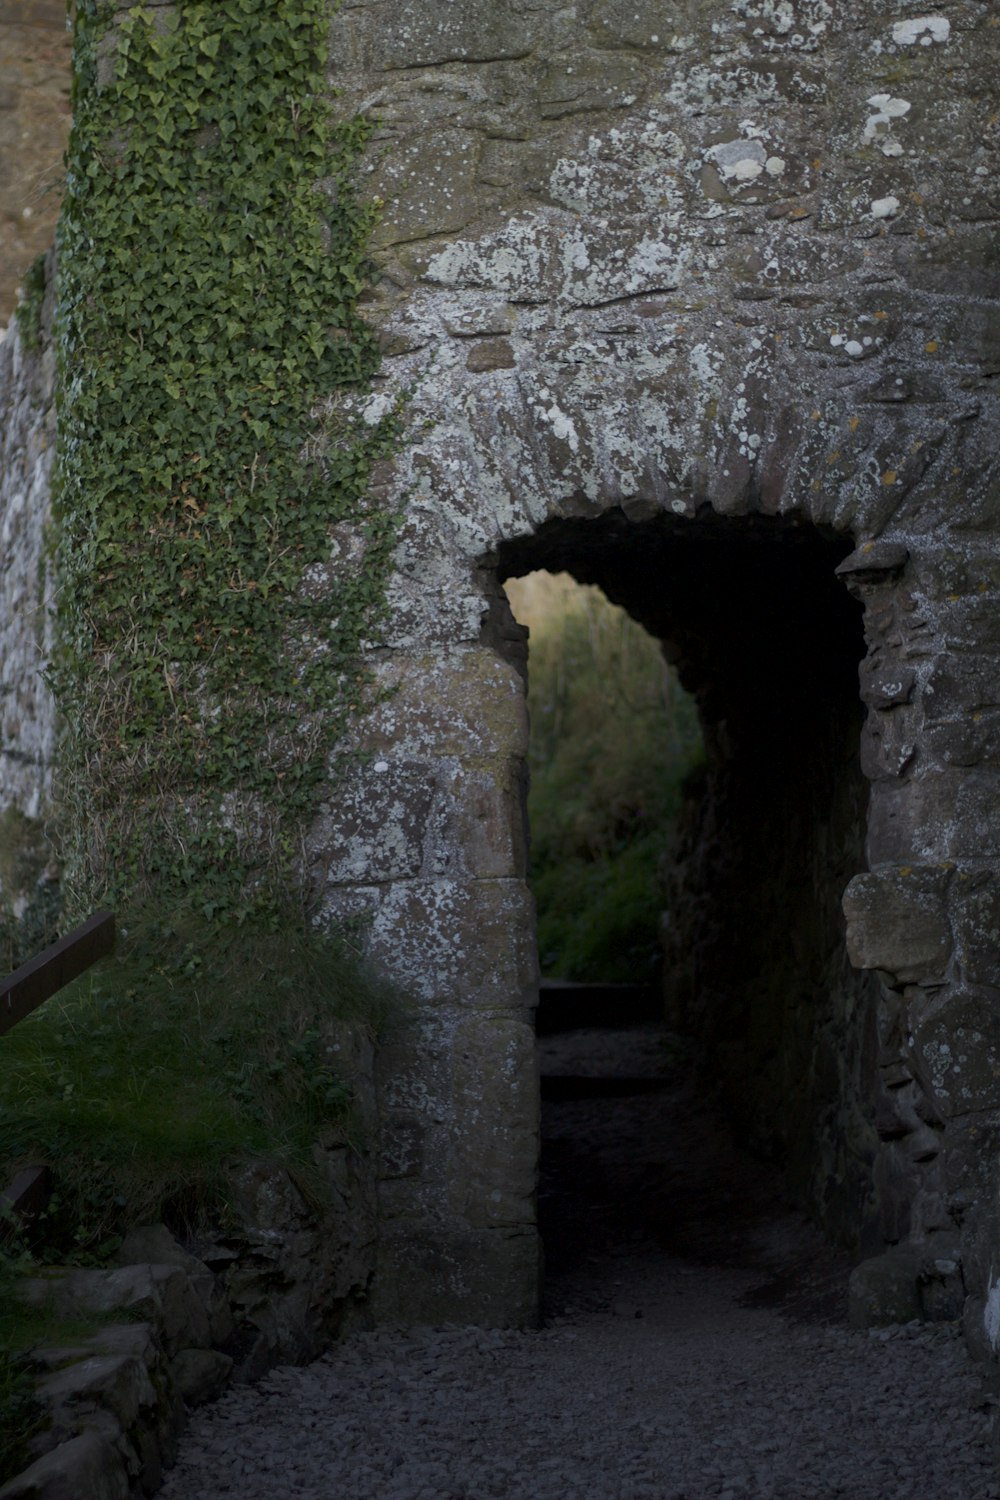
[506,573,703,982]
[0,909,400,1262]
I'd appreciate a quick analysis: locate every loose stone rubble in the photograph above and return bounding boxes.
[157,1023,1000,1500]
[154,1313,1000,1500]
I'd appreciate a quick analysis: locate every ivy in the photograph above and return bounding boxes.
[52,0,398,922]
[14,254,47,353]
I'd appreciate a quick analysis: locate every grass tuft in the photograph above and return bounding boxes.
[0,907,401,1261]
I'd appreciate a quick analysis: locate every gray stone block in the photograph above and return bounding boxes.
[843,868,952,987]
[41,1353,156,1433]
[168,1348,233,1407]
[371,1223,542,1329]
[114,1225,235,1346]
[848,1248,923,1329]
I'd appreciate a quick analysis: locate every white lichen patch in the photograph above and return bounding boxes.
[550,115,686,219]
[731,0,832,44]
[830,333,873,359]
[870,195,900,219]
[549,158,602,216]
[534,387,579,453]
[439,298,516,339]
[665,57,782,112]
[706,137,768,183]
[891,16,950,46]
[426,218,551,301]
[560,230,592,274]
[863,94,911,156]
[920,1034,966,1103]
[688,341,726,401]
[743,0,796,33]
[426,199,690,311]
[361,390,396,426]
[736,427,763,459]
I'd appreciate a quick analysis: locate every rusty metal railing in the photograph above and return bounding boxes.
[1,910,115,1038]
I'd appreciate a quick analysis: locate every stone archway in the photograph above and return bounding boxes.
[314,472,965,1329]
[308,1,1000,1337]
[494,509,880,1252]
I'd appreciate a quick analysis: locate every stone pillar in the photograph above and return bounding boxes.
[311,646,542,1325]
[842,538,1000,1338]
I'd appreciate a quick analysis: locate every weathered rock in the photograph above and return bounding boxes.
[40,1354,157,1435]
[370,1223,542,1329]
[114,1225,234,1347]
[843,869,952,987]
[0,1431,128,1500]
[23,1264,212,1356]
[849,1238,966,1331]
[0,295,56,832]
[167,1349,233,1407]
[849,1247,924,1330]
[0,8,71,327]
[200,1153,377,1376]
[2,1256,236,1498]
[962,1294,996,1370]
[916,993,1000,1118]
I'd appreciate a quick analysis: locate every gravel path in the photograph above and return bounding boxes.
[160,1026,1000,1500]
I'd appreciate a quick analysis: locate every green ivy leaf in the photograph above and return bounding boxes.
[52,0,398,921]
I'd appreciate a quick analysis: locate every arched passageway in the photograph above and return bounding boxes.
[504,567,702,989]
[490,509,881,1257]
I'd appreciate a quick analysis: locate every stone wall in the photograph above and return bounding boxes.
[0,0,71,327]
[315,0,1000,1330]
[0,260,56,832]
[2,0,1000,1345]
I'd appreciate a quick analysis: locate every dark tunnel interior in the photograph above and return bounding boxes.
[486,508,883,1255]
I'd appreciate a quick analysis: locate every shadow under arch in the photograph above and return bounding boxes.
[484,505,883,1256]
